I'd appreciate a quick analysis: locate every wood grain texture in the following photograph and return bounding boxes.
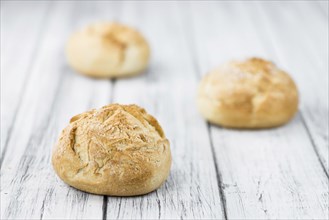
[1,2,109,219]
[257,1,329,174]
[105,2,224,219]
[0,1,49,166]
[189,1,328,219]
[1,1,328,219]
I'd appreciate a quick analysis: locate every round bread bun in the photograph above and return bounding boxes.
[66,22,150,78]
[197,58,299,128]
[52,104,171,196]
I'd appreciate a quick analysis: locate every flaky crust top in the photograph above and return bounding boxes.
[52,104,171,196]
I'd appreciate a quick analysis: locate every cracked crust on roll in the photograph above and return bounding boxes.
[66,22,150,78]
[52,104,171,196]
[197,58,299,128]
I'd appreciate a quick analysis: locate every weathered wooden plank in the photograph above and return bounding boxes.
[42,2,121,219]
[105,2,224,219]
[255,1,328,173]
[1,1,327,219]
[189,1,328,219]
[0,1,49,164]
[0,2,113,219]
[210,116,329,219]
[40,76,112,219]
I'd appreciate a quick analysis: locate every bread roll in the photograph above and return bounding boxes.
[52,104,171,196]
[197,58,299,128]
[66,22,150,78]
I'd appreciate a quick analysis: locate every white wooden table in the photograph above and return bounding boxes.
[1,1,328,219]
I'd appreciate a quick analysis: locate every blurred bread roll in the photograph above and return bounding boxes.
[66,22,150,78]
[52,104,171,196]
[197,58,298,128]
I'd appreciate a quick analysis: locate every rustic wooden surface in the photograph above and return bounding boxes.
[1,1,328,219]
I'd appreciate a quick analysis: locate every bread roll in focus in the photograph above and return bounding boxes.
[52,104,171,196]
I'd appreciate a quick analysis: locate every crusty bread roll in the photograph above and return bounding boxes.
[66,22,150,78]
[197,58,298,128]
[52,104,171,196]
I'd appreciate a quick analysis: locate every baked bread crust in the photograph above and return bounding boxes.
[66,22,150,78]
[52,104,171,196]
[197,58,299,128]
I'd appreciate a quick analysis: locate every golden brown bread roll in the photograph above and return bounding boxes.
[197,58,299,128]
[66,22,150,78]
[52,104,171,196]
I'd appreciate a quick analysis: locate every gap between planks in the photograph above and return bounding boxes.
[0,1,52,168]
[102,78,116,220]
[254,1,329,178]
[300,113,329,178]
[178,2,229,218]
[207,123,228,220]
